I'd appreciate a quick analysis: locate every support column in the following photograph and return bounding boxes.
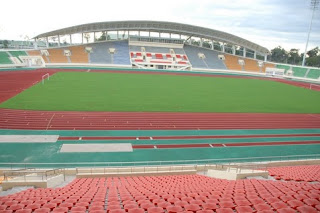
[82,33,84,44]
[45,37,49,48]
[189,37,192,45]
[264,54,267,62]
[58,35,61,47]
[211,40,214,50]
[34,38,38,49]
[70,34,72,45]
[232,45,236,55]
[169,33,171,39]
[94,32,96,42]
[179,34,181,39]
[149,31,151,37]
[222,43,225,52]
[254,51,257,59]
[243,47,246,57]
[200,38,203,47]
[117,31,119,40]
[138,31,141,36]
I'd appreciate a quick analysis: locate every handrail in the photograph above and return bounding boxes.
[0,154,319,168]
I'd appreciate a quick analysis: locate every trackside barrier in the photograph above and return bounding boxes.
[0,154,319,170]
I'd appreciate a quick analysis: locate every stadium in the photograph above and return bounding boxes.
[0,18,320,213]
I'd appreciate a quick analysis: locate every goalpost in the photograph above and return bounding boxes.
[309,83,320,91]
[42,73,50,84]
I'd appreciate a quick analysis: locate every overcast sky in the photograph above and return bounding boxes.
[0,0,319,52]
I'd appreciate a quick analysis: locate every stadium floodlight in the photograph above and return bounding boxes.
[302,0,319,67]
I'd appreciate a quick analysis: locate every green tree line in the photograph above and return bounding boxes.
[270,46,320,67]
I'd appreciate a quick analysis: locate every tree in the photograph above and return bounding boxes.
[202,41,211,49]
[3,40,9,48]
[288,49,301,65]
[97,32,107,41]
[307,46,319,58]
[306,55,320,67]
[270,46,288,63]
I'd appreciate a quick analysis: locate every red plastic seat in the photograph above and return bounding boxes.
[218,201,234,208]
[297,205,318,213]
[89,210,106,213]
[196,210,213,213]
[0,210,13,213]
[33,208,51,213]
[277,208,296,213]
[107,205,121,213]
[128,208,145,213]
[166,206,183,213]
[25,204,41,211]
[235,206,254,213]
[287,200,304,209]
[157,202,172,209]
[174,201,188,207]
[167,198,180,204]
[71,206,86,212]
[89,206,105,211]
[52,207,69,213]
[109,210,126,213]
[270,201,287,209]
[234,200,251,206]
[59,202,74,210]
[303,198,320,207]
[124,204,139,211]
[20,200,33,206]
[140,203,154,211]
[254,204,272,211]
[8,204,24,211]
[202,203,218,210]
[216,208,233,213]
[184,204,201,212]
[147,207,164,213]
[16,209,32,213]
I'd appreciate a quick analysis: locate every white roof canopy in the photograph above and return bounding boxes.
[34,20,269,54]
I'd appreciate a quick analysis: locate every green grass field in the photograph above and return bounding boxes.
[1,72,320,113]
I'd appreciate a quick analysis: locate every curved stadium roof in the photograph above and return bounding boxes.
[35,20,269,55]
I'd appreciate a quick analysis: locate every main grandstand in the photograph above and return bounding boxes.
[0,20,320,213]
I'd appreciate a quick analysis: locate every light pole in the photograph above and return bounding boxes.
[302,0,319,66]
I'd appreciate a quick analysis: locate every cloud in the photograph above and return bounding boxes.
[0,0,319,51]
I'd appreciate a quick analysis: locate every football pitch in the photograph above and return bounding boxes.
[1,71,320,113]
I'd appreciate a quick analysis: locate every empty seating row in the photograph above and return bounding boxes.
[0,174,319,213]
[0,52,13,64]
[183,45,226,70]
[268,165,320,182]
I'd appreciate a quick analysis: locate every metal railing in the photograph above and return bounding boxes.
[3,168,65,182]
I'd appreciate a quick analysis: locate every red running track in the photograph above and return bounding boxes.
[59,133,320,141]
[0,70,57,103]
[0,108,320,130]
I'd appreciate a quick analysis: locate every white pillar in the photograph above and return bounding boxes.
[94,32,96,42]
[138,31,141,36]
[264,54,267,62]
[200,38,203,47]
[117,31,119,40]
[82,33,84,44]
[254,51,257,59]
[211,40,214,50]
[58,35,61,47]
[243,47,246,57]
[45,37,49,48]
[70,34,72,45]
[34,39,38,49]
[149,31,151,37]
[222,43,225,52]
[232,46,236,55]
[189,37,192,45]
